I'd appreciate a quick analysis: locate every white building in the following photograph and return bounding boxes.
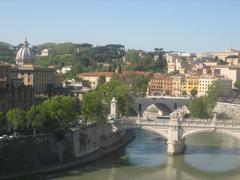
[166,55,189,74]
[78,72,113,89]
[57,65,72,74]
[212,65,240,88]
[40,48,49,56]
[198,76,232,97]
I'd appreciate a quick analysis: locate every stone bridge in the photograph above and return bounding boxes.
[132,96,191,115]
[109,114,240,155]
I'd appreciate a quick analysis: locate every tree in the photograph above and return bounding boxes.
[124,74,149,97]
[189,80,221,118]
[125,50,141,62]
[182,90,187,96]
[28,105,45,134]
[234,80,240,92]
[189,97,209,118]
[0,112,6,135]
[213,56,219,62]
[41,96,78,132]
[97,75,106,87]
[0,112,4,126]
[81,91,107,124]
[218,59,228,65]
[98,75,133,116]
[0,41,15,63]
[206,80,221,111]
[165,90,172,96]
[190,88,198,97]
[7,108,26,135]
[115,85,133,115]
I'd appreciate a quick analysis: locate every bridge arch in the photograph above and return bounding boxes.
[112,124,168,140]
[133,97,191,116]
[142,103,172,116]
[141,126,168,140]
[182,129,240,141]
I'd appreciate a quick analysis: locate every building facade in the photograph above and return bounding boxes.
[198,76,232,97]
[183,76,199,95]
[198,48,240,63]
[12,40,60,95]
[166,55,190,74]
[79,72,113,89]
[147,74,173,96]
[212,65,240,88]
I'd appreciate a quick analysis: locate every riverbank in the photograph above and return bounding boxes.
[35,130,240,180]
[0,128,135,179]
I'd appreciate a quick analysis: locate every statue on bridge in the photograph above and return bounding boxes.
[170,105,189,122]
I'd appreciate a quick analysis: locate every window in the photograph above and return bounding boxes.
[28,78,31,83]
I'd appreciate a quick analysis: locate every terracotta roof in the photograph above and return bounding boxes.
[79,72,114,77]
[79,71,145,77]
[121,71,145,75]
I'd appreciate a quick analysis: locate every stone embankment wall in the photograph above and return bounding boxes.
[0,124,134,178]
[214,102,240,122]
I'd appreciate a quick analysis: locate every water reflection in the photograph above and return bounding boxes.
[33,130,240,180]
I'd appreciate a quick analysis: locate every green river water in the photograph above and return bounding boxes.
[29,130,240,180]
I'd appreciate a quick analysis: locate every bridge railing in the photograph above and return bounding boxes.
[110,116,240,128]
[145,96,190,99]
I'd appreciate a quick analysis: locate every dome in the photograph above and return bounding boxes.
[16,39,34,65]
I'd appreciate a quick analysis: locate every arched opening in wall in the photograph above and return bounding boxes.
[142,103,172,118]
[138,103,142,113]
[174,102,177,110]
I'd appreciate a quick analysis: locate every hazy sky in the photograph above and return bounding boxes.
[0,0,239,52]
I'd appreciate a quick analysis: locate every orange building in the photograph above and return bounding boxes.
[147,74,173,96]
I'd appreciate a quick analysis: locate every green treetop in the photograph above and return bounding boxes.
[7,108,26,135]
[81,91,107,124]
[190,88,198,97]
[189,80,221,118]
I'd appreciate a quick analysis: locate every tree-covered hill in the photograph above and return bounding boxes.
[0,41,15,63]
[0,40,167,78]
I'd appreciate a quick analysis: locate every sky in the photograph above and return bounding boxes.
[0,0,240,52]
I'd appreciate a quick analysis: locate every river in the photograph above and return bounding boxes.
[31,130,240,180]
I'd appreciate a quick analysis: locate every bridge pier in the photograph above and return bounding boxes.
[167,139,185,155]
[167,110,186,155]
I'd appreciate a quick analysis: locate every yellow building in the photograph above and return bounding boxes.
[172,76,184,96]
[184,76,199,95]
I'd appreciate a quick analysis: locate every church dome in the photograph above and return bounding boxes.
[16,39,34,65]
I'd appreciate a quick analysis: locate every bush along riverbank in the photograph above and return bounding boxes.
[0,124,135,179]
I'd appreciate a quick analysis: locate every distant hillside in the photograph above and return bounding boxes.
[0,41,15,63]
